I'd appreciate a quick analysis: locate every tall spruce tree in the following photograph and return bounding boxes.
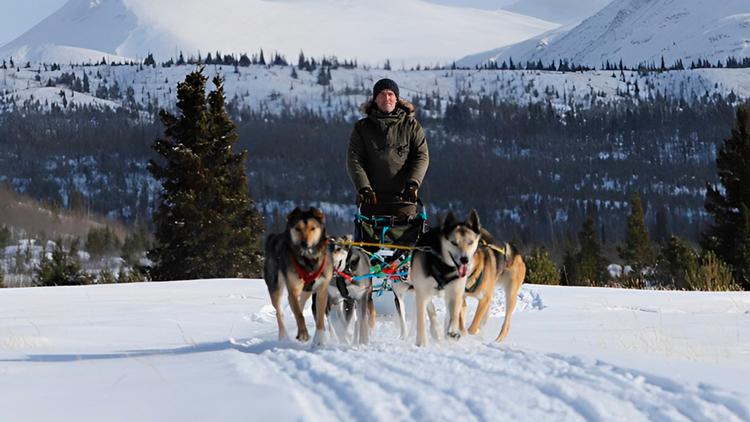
[574,217,608,286]
[618,192,656,278]
[148,68,264,281]
[702,104,750,289]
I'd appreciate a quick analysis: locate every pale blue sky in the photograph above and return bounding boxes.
[0,0,512,47]
[0,0,67,46]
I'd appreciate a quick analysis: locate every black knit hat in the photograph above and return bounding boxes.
[372,78,399,99]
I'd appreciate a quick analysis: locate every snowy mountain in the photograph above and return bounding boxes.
[0,0,558,66]
[1,279,748,421]
[503,0,612,25]
[459,0,750,68]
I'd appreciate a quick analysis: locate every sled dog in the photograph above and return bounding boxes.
[410,210,482,347]
[323,236,356,343]
[493,242,526,341]
[460,231,526,341]
[264,207,333,346]
[341,246,376,344]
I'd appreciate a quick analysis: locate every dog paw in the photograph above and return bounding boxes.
[296,331,310,342]
[447,330,461,340]
[430,328,442,341]
[312,330,326,347]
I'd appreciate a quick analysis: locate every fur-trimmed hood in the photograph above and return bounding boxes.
[360,98,416,116]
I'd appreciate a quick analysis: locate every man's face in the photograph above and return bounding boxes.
[375,89,397,113]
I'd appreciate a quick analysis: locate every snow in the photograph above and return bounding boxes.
[0,0,558,67]
[2,62,750,117]
[503,0,613,25]
[1,279,748,421]
[461,0,750,68]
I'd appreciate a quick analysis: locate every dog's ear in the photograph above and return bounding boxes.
[468,209,481,234]
[310,207,325,223]
[442,210,457,234]
[286,207,302,226]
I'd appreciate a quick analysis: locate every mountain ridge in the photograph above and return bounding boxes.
[459,0,750,68]
[0,0,558,66]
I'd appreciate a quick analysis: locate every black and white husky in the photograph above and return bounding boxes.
[410,210,482,347]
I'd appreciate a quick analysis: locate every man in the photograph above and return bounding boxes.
[347,78,429,218]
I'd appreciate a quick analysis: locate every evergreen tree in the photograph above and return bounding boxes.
[618,192,656,279]
[82,72,90,93]
[702,105,750,289]
[654,235,697,289]
[148,69,264,280]
[0,225,10,248]
[525,247,559,285]
[259,49,266,66]
[574,217,608,286]
[86,226,120,257]
[316,66,331,86]
[36,241,91,286]
[560,248,575,286]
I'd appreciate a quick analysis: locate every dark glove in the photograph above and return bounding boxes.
[401,182,419,203]
[358,187,377,205]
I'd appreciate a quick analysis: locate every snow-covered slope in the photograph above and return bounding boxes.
[0,279,748,421]
[0,0,558,66]
[3,63,750,118]
[461,0,750,68]
[503,0,612,25]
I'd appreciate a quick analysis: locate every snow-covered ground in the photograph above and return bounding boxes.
[1,279,748,421]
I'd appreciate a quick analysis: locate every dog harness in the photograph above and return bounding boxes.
[291,253,328,289]
[424,250,461,290]
[465,268,484,294]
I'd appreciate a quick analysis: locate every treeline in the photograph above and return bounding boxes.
[475,55,750,72]
[525,103,750,292]
[0,92,746,251]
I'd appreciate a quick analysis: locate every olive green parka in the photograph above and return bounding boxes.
[347,98,429,203]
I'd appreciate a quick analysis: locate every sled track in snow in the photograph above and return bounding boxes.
[231,336,748,422]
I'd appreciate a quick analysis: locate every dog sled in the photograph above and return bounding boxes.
[338,200,429,295]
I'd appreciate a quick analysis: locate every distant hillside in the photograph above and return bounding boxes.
[461,0,750,68]
[0,183,128,241]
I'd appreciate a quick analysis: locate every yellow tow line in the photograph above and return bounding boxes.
[335,238,507,255]
[335,239,419,251]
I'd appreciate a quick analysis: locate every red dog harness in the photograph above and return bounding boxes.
[291,253,328,286]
